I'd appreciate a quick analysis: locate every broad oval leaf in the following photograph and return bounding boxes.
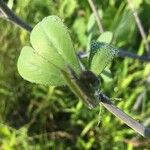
[88,41,119,75]
[30,16,80,75]
[17,46,65,85]
[17,15,81,86]
[97,31,113,44]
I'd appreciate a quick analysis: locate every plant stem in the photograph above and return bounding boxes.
[62,66,150,138]
[61,67,99,109]
[78,50,150,62]
[99,92,150,138]
[0,0,32,32]
[88,0,104,33]
[118,50,150,61]
[127,0,150,53]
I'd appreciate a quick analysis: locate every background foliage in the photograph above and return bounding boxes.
[0,0,150,149]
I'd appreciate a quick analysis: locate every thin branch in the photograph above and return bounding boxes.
[78,50,150,62]
[0,0,32,32]
[118,50,150,62]
[88,0,104,33]
[132,92,145,111]
[99,92,150,138]
[127,0,150,53]
[0,8,3,17]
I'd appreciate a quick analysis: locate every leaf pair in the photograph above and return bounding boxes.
[17,15,118,108]
[18,16,81,86]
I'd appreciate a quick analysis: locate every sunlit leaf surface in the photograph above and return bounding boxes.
[17,16,81,85]
[89,41,119,75]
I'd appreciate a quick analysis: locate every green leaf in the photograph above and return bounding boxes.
[17,46,65,85]
[97,31,113,44]
[132,0,143,8]
[88,41,119,75]
[73,17,87,46]
[100,68,113,82]
[59,0,77,18]
[145,0,150,5]
[30,16,80,75]
[18,15,81,85]
[87,14,96,33]
[112,9,136,46]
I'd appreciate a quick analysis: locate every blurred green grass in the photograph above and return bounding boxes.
[0,0,150,149]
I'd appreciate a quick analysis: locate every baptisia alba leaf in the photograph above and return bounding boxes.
[17,46,65,85]
[97,31,113,44]
[17,16,81,86]
[89,41,119,75]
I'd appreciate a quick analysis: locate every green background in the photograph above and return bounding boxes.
[0,0,150,149]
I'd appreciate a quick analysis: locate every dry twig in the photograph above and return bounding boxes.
[127,0,150,53]
[0,0,32,32]
[88,0,104,33]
